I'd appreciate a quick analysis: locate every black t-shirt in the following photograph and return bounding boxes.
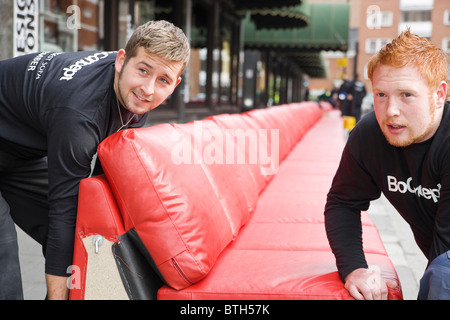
[0,51,147,276]
[325,103,450,281]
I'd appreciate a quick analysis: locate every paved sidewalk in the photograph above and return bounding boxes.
[17,195,427,300]
[17,227,46,300]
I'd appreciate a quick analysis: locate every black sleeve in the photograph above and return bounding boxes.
[431,144,450,261]
[324,130,381,281]
[44,107,100,276]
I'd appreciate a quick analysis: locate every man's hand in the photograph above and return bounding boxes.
[344,266,399,300]
[46,274,69,300]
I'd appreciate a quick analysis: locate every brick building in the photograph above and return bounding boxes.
[310,0,450,103]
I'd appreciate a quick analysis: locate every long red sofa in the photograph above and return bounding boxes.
[69,101,403,300]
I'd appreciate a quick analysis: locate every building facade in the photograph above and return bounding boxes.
[1,0,350,123]
[309,0,450,105]
[358,0,450,91]
[1,0,245,123]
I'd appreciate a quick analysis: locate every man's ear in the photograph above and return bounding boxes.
[175,77,182,87]
[435,80,448,109]
[115,49,126,74]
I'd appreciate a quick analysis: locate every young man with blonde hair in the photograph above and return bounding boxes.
[325,29,449,300]
[0,20,190,300]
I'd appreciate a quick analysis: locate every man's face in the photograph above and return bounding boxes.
[114,47,183,114]
[372,64,446,147]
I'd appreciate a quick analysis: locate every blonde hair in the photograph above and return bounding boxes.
[367,28,449,98]
[124,20,190,76]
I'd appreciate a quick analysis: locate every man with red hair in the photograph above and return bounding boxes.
[325,29,449,300]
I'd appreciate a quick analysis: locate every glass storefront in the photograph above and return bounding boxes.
[38,0,135,53]
[40,0,101,52]
[4,0,308,123]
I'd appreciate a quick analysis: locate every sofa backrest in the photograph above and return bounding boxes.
[97,102,324,290]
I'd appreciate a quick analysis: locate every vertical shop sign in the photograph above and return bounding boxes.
[13,0,39,57]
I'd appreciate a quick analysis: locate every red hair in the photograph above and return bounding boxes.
[367,28,449,98]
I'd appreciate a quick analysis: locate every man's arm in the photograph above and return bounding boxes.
[324,141,375,280]
[325,200,399,300]
[46,274,69,300]
[44,109,100,297]
[324,126,385,297]
[324,202,367,277]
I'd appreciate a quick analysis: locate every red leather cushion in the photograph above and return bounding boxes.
[173,119,257,229]
[209,113,267,193]
[98,122,260,289]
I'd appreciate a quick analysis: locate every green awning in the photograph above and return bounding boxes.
[231,0,302,11]
[243,2,349,51]
[291,52,329,78]
[242,2,349,78]
[242,1,311,29]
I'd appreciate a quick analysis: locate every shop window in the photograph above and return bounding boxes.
[365,38,390,54]
[401,10,431,22]
[444,10,450,26]
[117,0,133,49]
[366,7,393,29]
[40,0,100,52]
[443,38,450,54]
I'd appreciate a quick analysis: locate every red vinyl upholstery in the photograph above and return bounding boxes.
[70,175,125,300]
[70,102,403,300]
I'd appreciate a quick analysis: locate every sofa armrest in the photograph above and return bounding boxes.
[70,175,128,300]
[74,174,126,238]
